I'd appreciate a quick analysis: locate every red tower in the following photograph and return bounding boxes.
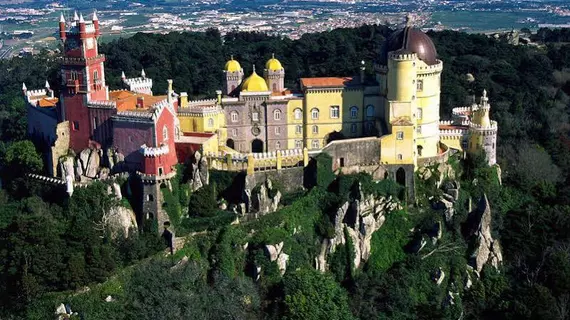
[59,11,108,152]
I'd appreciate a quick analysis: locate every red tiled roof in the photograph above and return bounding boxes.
[300,77,353,88]
[109,90,166,111]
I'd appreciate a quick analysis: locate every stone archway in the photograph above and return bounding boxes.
[251,139,263,153]
[226,138,235,149]
[396,167,406,186]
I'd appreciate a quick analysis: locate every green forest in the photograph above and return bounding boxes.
[0,25,570,319]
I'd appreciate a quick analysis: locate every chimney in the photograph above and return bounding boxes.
[216,90,222,104]
[180,92,188,108]
[136,96,144,108]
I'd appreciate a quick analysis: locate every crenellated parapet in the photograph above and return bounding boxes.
[389,52,418,61]
[206,148,307,174]
[87,100,117,109]
[140,144,169,157]
[123,76,153,95]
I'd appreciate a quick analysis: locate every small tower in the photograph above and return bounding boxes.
[264,53,285,93]
[223,55,244,96]
[468,89,497,165]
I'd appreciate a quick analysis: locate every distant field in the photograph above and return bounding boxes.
[431,11,570,33]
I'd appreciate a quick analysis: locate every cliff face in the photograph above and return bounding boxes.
[316,183,401,271]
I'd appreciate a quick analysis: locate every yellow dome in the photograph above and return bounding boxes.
[225,56,242,72]
[241,69,269,92]
[265,54,283,71]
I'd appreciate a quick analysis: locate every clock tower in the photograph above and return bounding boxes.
[59,11,108,151]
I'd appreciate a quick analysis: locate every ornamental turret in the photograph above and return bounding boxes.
[468,89,497,165]
[264,53,285,93]
[59,13,66,41]
[223,55,244,96]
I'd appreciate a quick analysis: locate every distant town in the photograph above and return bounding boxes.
[0,0,569,59]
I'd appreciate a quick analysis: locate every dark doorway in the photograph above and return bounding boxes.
[339,157,345,167]
[251,139,263,153]
[226,138,235,149]
[396,167,406,186]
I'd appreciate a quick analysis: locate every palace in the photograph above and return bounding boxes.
[25,12,497,230]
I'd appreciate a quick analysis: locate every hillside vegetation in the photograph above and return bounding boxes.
[0,26,569,319]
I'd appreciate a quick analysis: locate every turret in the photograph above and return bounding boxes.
[78,13,86,38]
[223,55,244,96]
[45,80,54,98]
[59,13,66,41]
[73,11,79,23]
[121,71,126,80]
[264,53,285,93]
[141,69,146,79]
[92,10,100,36]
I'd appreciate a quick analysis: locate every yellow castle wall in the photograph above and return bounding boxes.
[286,99,304,149]
[303,89,344,149]
[380,125,416,166]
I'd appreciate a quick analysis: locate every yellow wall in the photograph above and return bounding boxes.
[380,125,416,166]
[286,98,304,149]
[303,89,344,149]
[178,112,225,134]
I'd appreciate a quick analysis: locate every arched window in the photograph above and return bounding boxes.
[350,106,358,119]
[163,125,168,140]
[366,105,374,117]
[208,118,214,127]
[312,125,318,134]
[311,108,319,120]
[274,109,282,121]
[295,140,303,148]
[231,111,239,123]
[93,70,99,81]
[330,106,339,119]
[276,141,281,149]
[294,108,302,120]
[417,108,423,119]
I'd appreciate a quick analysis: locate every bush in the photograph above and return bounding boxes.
[187,184,217,217]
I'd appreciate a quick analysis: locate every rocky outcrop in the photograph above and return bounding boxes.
[318,183,400,270]
[188,151,209,192]
[105,206,138,238]
[433,179,461,223]
[265,242,289,275]
[252,179,281,214]
[56,303,77,320]
[463,194,503,273]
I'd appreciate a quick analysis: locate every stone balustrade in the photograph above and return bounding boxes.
[206,148,308,174]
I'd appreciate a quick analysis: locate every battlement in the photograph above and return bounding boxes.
[452,107,472,115]
[88,100,116,109]
[123,77,153,95]
[140,144,169,157]
[470,120,498,130]
[189,99,217,107]
[440,120,471,126]
[417,60,443,72]
[440,128,469,136]
[389,52,417,62]
[206,148,307,173]
[60,54,105,66]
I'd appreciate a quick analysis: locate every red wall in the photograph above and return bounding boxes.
[63,94,90,152]
[142,106,178,175]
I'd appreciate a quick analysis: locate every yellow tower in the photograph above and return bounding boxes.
[468,89,497,165]
[378,14,443,164]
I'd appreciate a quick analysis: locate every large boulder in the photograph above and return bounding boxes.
[59,155,75,181]
[252,179,281,214]
[106,206,138,238]
[463,194,503,273]
[189,151,210,192]
[319,183,400,270]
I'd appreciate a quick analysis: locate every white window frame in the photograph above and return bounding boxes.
[416,126,422,134]
[208,118,214,127]
[330,105,339,119]
[163,125,168,140]
[252,112,259,122]
[296,125,302,134]
[417,79,423,92]
[276,141,281,149]
[311,108,319,120]
[275,126,281,135]
[312,125,318,134]
[312,140,320,149]
[294,108,302,120]
[396,131,404,140]
[232,128,237,136]
[417,108,422,120]
[231,111,239,123]
[295,140,303,148]
[274,109,282,121]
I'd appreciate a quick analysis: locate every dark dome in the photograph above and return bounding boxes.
[381,27,438,65]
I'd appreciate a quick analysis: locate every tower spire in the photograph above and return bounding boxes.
[45,80,50,89]
[405,13,413,27]
[22,82,27,92]
[60,12,65,23]
[79,13,85,23]
[73,11,79,21]
[121,71,126,79]
[141,69,146,79]
[92,10,98,21]
[252,64,256,73]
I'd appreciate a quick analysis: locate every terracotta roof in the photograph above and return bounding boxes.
[439,125,468,130]
[391,117,413,126]
[38,97,58,108]
[300,77,354,88]
[109,90,166,112]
